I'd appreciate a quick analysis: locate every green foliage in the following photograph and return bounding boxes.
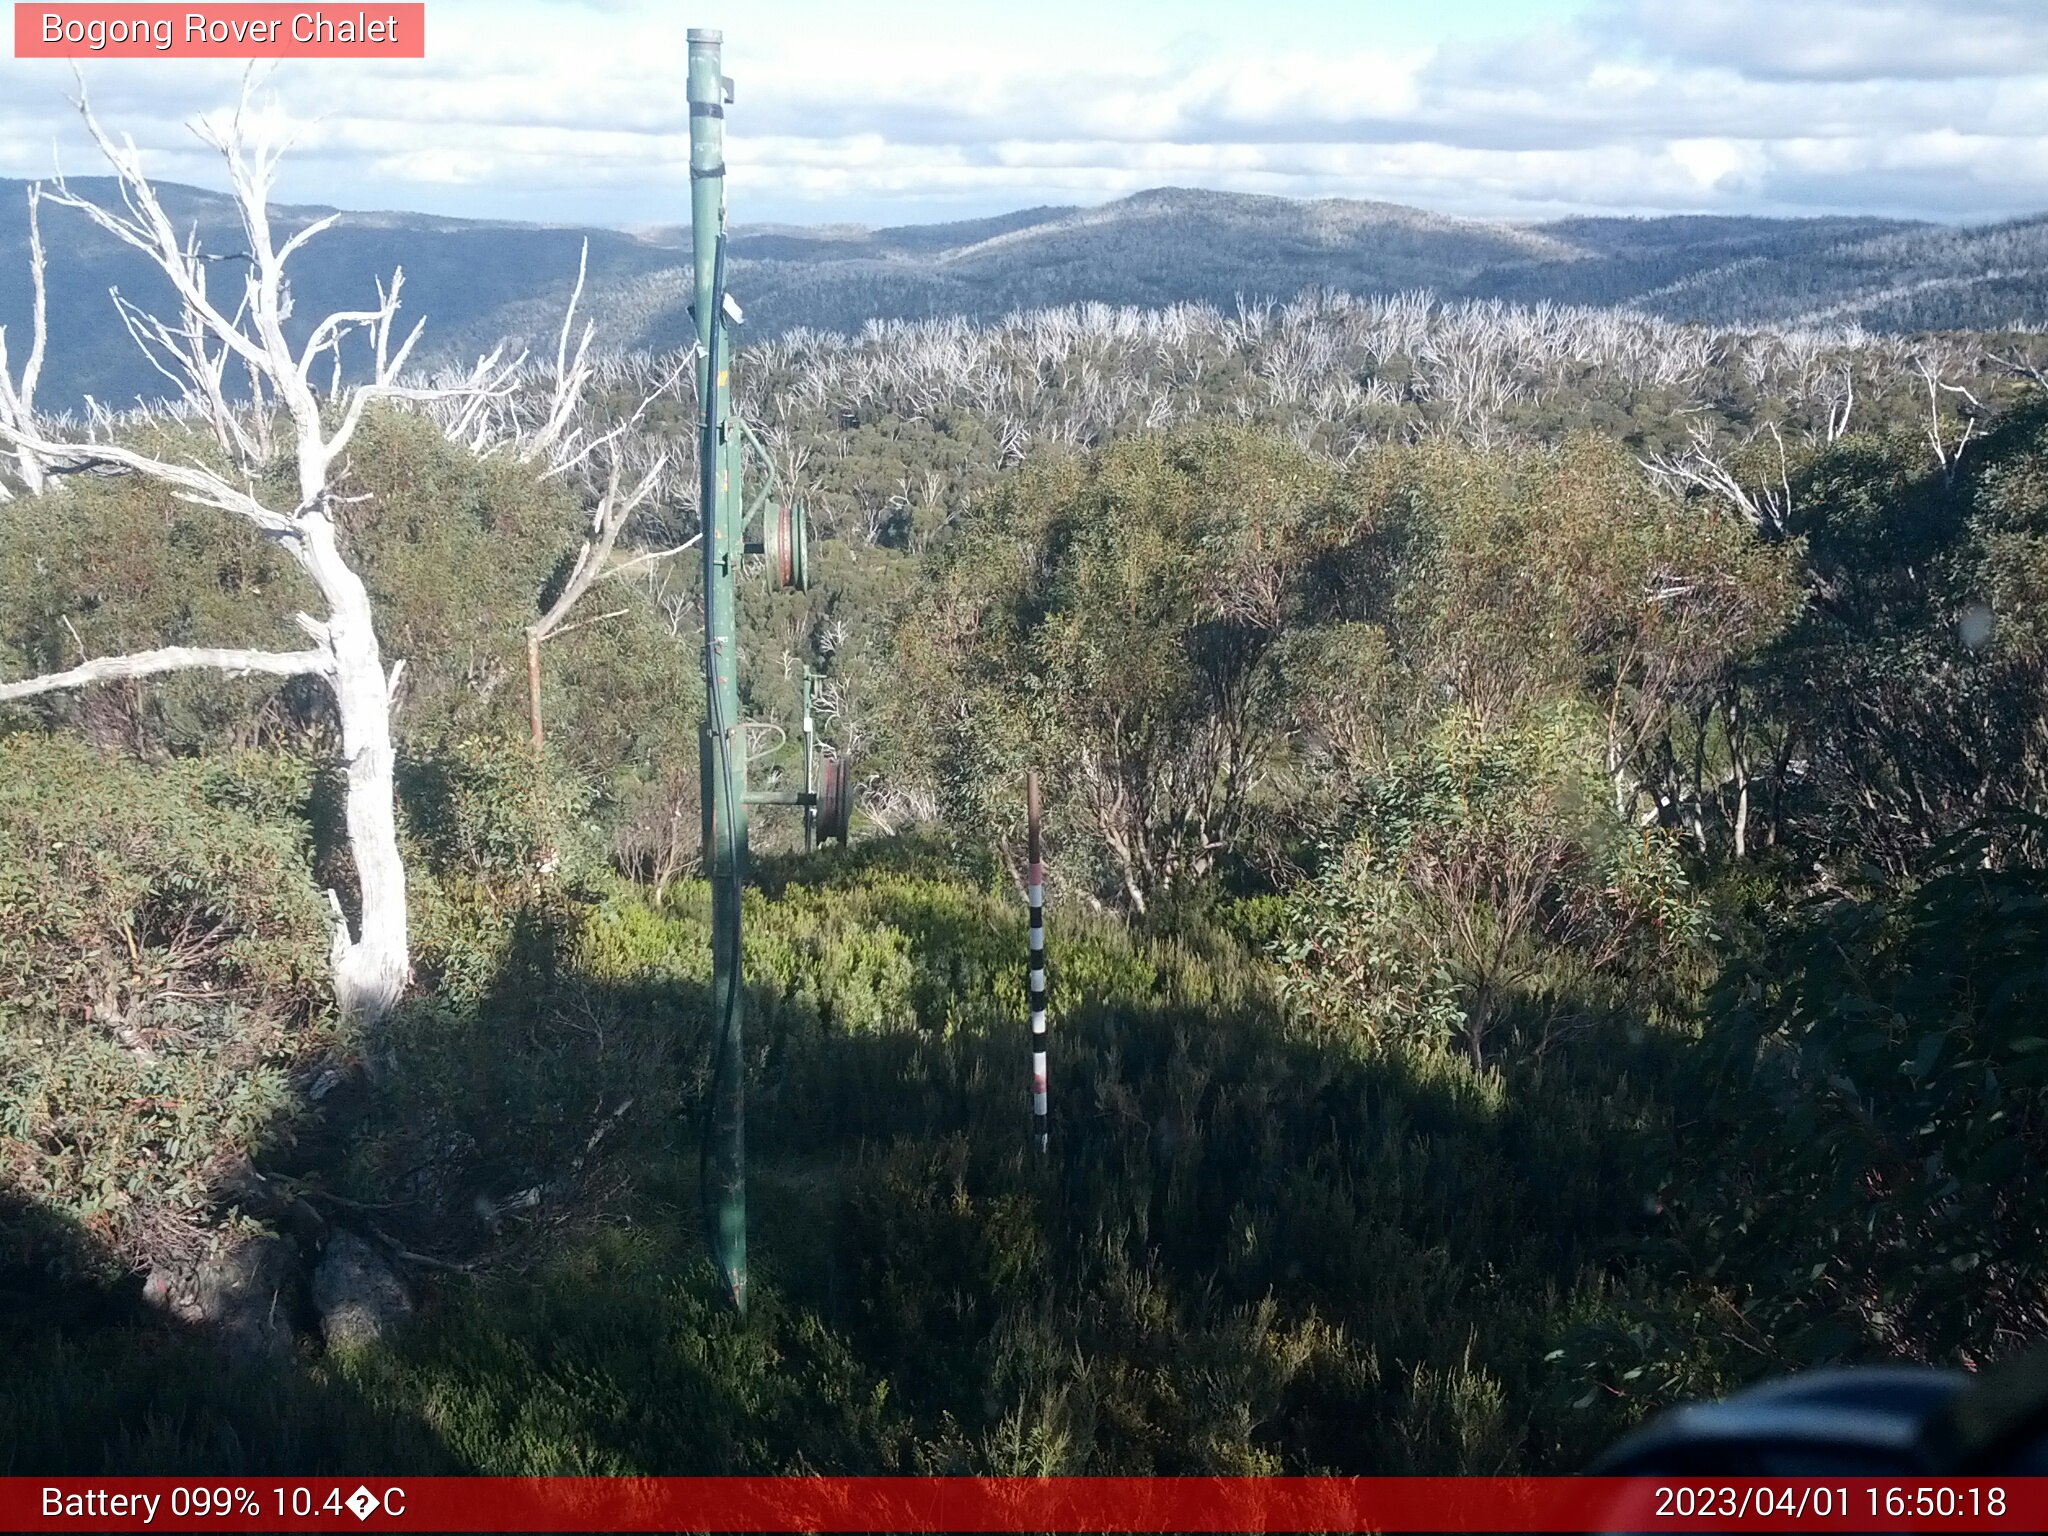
[0,1320,469,1477]
[1277,708,1704,1066]
[0,734,329,1272]
[334,1233,914,1474]
[1364,433,1802,725]
[6,283,2048,1492]
[889,426,1374,907]
[402,734,600,887]
[1552,816,2048,1414]
[0,1228,910,1477]
[0,829,1687,1474]
[0,424,317,754]
[885,427,1805,910]
[334,409,581,739]
[1753,405,2048,870]
[0,405,702,882]
[1680,817,2048,1363]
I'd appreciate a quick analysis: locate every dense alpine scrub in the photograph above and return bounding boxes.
[2,293,2045,1474]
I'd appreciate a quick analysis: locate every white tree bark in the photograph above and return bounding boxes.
[515,260,693,753]
[1639,420,1792,536]
[308,526,411,1016]
[0,644,327,701]
[0,79,523,1021]
[525,448,685,751]
[0,184,49,498]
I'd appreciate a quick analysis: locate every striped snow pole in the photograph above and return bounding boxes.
[1027,770,1049,1153]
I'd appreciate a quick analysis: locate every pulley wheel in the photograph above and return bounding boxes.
[817,754,853,845]
[762,500,810,591]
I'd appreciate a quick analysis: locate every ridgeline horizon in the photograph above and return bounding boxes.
[5,176,2048,409]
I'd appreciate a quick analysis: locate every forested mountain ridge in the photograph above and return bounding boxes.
[3,176,2044,408]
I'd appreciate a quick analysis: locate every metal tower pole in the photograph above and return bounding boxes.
[690,26,747,1314]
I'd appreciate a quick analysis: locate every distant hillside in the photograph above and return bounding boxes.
[0,178,678,409]
[3,179,2044,408]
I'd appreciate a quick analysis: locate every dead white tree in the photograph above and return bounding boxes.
[524,445,682,753]
[1911,339,1984,477]
[1640,419,1793,536]
[0,83,522,1021]
[1815,359,1856,444]
[0,184,49,497]
[516,250,696,753]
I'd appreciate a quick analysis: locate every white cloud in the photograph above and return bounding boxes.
[1615,0,2048,83]
[1,0,2046,225]
[1668,139,1755,193]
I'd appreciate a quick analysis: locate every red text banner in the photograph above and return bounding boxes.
[4,1476,2048,1532]
[14,5,425,58]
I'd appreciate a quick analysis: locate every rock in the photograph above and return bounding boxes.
[142,1233,298,1364]
[312,1230,412,1352]
[211,1153,288,1221]
[283,1193,330,1254]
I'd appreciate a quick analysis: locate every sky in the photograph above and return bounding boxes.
[3,0,2047,230]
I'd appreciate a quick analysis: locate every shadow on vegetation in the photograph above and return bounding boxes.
[2,827,1729,1478]
[0,1187,469,1477]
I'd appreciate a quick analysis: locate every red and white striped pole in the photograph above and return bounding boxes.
[1027,769,1049,1153]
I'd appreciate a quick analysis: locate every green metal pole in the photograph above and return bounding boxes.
[689,26,747,1315]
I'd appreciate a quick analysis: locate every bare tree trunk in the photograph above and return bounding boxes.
[0,80,544,1023]
[310,518,409,1017]
[1728,695,1752,861]
[0,185,48,498]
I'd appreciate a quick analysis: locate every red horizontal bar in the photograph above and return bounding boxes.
[6,1477,2047,1532]
[13,5,425,59]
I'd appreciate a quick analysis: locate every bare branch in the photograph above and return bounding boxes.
[50,86,275,383]
[520,240,597,467]
[0,418,296,531]
[0,644,329,702]
[529,450,670,646]
[19,184,47,409]
[14,76,460,1021]
[1640,420,1790,535]
[598,534,702,585]
[1913,338,1985,475]
[546,606,631,642]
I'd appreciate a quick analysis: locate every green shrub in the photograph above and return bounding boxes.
[1276,707,1702,1066]
[1676,817,2048,1366]
[0,734,330,1273]
[400,732,602,1006]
